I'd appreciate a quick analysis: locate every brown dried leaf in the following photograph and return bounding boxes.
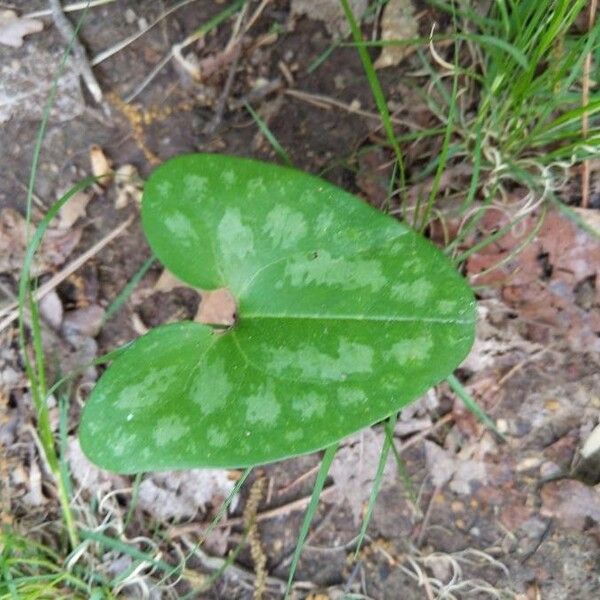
[114,164,143,210]
[424,440,457,488]
[541,479,600,530]
[136,470,236,521]
[290,0,368,37]
[55,190,91,229]
[61,305,105,340]
[89,144,113,185]
[195,288,237,327]
[154,268,193,293]
[374,0,418,69]
[0,208,31,274]
[330,428,395,524]
[0,10,43,48]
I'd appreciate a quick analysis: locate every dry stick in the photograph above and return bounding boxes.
[48,0,103,103]
[581,0,598,208]
[91,0,200,67]
[25,0,116,19]
[204,40,243,134]
[0,216,133,333]
[168,485,338,538]
[126,0,266,103]
[284,88,408,126]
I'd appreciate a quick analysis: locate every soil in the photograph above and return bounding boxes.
[1,2,600,599]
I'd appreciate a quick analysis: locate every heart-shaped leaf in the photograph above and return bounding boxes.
[80,154,475,473]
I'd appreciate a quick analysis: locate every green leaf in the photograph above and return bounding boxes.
[79,154,475,472]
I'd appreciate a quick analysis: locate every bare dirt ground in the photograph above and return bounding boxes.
[1,1,600,599]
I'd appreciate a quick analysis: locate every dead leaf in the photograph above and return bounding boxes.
[374,0,418,69]
[540,479,600,530]
[195,288,237,327]
[61,305,105,340]
[0,10,43,48]
[466,208,600,352]
[21,460,45,506]
[290,0,368,37]
[582,422,600,458]
[55,190,91,229]
[154,268,192,293]
[424,440,457,488]
[38,290,63,331]
[90,145,113,185]
[330,428,396,524]
[0,208,32,274]
[42,226,83,267]
[114,164,143,210]
[137,470,237,521]
[68,437,128,493]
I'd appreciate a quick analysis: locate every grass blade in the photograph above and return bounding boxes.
[446,374,506,440]
[285,443,339,597]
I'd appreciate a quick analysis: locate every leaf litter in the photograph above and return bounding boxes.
[0,10,43,48]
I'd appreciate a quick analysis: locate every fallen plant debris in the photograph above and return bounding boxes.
[0,10,43,48]
[3,0,600,597]
[374,0,419,69]
[466,208,600,352]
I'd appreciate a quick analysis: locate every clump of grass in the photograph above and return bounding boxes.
[345,0,600,252]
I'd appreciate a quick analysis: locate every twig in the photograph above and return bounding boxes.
[204,41,243,134]
[168,485,337,537]
[277,464,320,496]
[24,0,116,19]
[284,88,409,126]
[91,0,200,66]
[48,0,103,103]
[581,0,598,208]
[0,216,133,333]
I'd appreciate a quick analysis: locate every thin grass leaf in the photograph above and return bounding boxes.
[419,41,460,231]
[446,374,506,440]
[307,41,339,73]
[78,530,174,575]
[156,467,252,587]
[384,420,418,507]
[285,443,339,597]
[339,0,406,200]
[353,417,395,558]
[103,255,155,323]
[244,101,292,166]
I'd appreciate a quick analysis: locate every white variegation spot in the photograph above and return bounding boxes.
[184,174,208,198]
[245,383,281,425]
[337,387,367,406]
[190,358,232,415]
[390,335,434,365]
[391,279,434,305]
[247,178,266,194]
[263,206,308,249]
[157,181,172,197]
[165,211,197,242]
[292,392,326,419]
[264,337,373,381]
[285,429,303,442]
[153,415,190,447]
[221,170,236,186]
[284,251,387,292]
[110,430,137,457]
[438,299,457,314]
[315,210,335,233]
[117,366,179,411]
[217,208,254,261]
[207,425,228,448]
